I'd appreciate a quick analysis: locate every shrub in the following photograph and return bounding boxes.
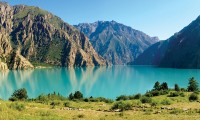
[159,90,169,95]
[9,88,28,101]
[63,102,70,107]
[77,114,85,118]
[84,98,89,102]
[133,94,142,99]
[9,103,25,111]
[145,92,153,97]
[161,99,171,105]
[188,77,199,92]
[170,109,183,114]
[180,88,186,92]
[140,96,152,103]
[89,97,113,103]
[151,90,160,96]
[36,94,48,102]
[97,97,113,103]
[116,95,129,101]
[111,101,132,111]
[50,101,60,106]
[151,101,158,107]
[168,92,179,97]
[35,93,66,103]
[189,93,199,101]
[179,92,185,97]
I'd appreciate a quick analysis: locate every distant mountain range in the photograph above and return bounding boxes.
[1,2,200,70]
[0,2,106,70]
[75,21,158,65]
[134,16,200,69]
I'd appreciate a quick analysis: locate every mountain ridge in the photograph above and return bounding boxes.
[134,15,200,69]
[75,21,159,65]
[0,2,106,70]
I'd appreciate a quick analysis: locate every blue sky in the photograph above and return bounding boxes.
[2,0,200,40]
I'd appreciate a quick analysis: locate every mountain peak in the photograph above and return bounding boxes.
[0,3,107,70]
[75,21,158,64]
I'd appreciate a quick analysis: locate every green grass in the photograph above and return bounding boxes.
[14,6,48,19]
[1,91,200,119]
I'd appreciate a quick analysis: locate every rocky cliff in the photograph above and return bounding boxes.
[75,21,158,65]
[134,16,200,69]
[0,2,106,70]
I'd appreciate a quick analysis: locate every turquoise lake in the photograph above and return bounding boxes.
[0,66,200,100]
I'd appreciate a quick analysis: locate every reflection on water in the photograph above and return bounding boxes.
[1,66,200,100]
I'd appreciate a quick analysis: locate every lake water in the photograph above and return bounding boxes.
[0,66,200,100]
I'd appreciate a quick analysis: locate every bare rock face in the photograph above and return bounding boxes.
[75,21,159,65]
[0,2,13,56]
[8,50,34,69]
[0,2,106,69]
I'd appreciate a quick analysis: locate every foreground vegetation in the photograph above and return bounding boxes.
[1,77,200,119]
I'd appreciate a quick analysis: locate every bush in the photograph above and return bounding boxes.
[36,94,48,102]
[77,114,85,118]
[189,93,199,101]
[145,92,153,97]
[84,98,89,102]
[159,90,169,95]
[170,109,183,114]
[151,90,160,96]
[35,93,66,103]
[180,92,185,97]
[168,92,179,97]
[50,101,61,106]
[9,103,25,111]
[140,96,152,103]
[161,99,171,105]
[9,88,28,101]
[116,95,129,101]
[116,94,142,101]
[145,90,168,97]
[63,102,70,107]
[89,97,113,103]
[111,101,132,111]
[151,101,158,107]
[180,88,186,92]
[133,94,142,99]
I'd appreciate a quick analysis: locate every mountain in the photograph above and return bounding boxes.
[132,40,168,65]
[134,16,200,69]
[75,21,159,65]
[0,2,106,70]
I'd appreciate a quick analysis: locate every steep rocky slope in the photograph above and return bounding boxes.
[75,21,158,65]
[0,2,106,70]
[134,16,200,69]
[133,40,168,65]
